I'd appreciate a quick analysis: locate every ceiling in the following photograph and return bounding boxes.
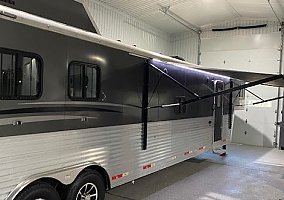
[98,0,284,33]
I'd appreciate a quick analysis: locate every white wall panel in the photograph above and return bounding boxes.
[202,32,281,51]
[85,0,171,55]
[170,31,200,64]
[202,49,279,74]
[201,30,281,147]
[233,85,279,148]
[83,0,200,64]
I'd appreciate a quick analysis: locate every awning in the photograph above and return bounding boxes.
[196,68,284,87]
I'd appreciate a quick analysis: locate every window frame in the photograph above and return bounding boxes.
[68,61,101,101]
[0,47,43,100]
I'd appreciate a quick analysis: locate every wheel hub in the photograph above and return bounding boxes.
[76,182,98,200]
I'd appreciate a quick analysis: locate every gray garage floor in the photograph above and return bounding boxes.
[105,144,284,200]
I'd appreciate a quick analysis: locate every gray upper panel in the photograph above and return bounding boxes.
[0,0,98,33]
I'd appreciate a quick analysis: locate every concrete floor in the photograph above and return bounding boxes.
[105,144,284,200]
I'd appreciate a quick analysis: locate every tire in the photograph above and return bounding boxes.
[14,182,61,200]
[65,170,106,200]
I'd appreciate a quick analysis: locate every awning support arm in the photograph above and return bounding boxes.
[202,83,230,102]
[182,74,283,105]
[141,62,150,150]
[149,63,200,98]
[253,95,284,105]
[149,74,284,109]
[233,90,242,105]
[245,89,264,101]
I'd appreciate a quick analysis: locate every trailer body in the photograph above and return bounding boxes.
[0,2,242,199]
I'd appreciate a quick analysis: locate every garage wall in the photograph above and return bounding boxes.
[170,31,200,64]
[83,0,200,64]
[201,22,281,147]
[84,0,171,55]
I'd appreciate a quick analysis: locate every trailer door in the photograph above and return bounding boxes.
[213,81,224,144]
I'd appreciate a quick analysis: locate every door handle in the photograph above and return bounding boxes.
[101,92,106,102]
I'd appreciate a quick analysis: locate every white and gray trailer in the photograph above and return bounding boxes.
[0,1,283,200]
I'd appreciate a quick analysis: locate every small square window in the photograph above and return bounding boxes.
[68,61,100,101]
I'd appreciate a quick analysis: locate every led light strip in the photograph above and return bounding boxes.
[151,59,231,80]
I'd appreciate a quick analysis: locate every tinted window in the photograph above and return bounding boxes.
[69,62,100,101]
[20,57,41,97]
[69,63,84,99]
[85,65,98,99]
[0,49,42,100]
[1,53,16,97]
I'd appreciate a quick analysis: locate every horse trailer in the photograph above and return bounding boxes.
[0,1,283,200]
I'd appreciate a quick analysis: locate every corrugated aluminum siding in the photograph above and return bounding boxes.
[0,116,223,199]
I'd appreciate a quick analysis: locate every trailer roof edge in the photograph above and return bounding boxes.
[0,4,195,67]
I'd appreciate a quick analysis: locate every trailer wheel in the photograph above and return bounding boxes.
[14,182,61,200]
[65,170,105,200]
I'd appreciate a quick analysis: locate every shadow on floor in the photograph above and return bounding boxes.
[106,158,212,200]
[106,144,284,200]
